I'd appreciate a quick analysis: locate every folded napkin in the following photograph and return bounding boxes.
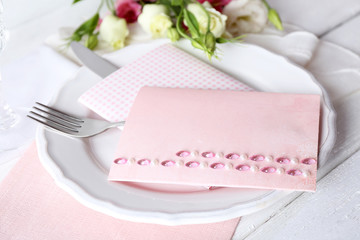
[79,43,253,122]
[109,87,320,191]
[79,42,320,191]
[245,31,319,66]
[78,31,321,124]
[0,46,79,164]
[0,142,240,240]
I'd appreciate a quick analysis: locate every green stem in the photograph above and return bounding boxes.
[105,0,114,12]
[97,0,105,12]
[196,2,210,32]
[176,9,192,41]
[262,0,270,9]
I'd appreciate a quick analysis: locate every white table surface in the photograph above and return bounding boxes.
[1,1,360,239]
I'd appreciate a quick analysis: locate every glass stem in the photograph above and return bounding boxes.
[0,0,18,130]
[0,79,18,130]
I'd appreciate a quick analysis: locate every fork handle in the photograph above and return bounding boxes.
[108,121,126,129]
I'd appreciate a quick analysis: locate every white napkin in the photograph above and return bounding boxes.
[44,23,152,66]
[245,31,319,66]
[0,46,79,164]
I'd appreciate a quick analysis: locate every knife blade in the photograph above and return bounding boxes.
[70,41,119,78]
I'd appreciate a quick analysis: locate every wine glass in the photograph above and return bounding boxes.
[0,1,17,130]
[0,0,27,164]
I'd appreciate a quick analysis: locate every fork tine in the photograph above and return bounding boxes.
[28,111,79,133]
[32,106,82,128]
[27,114,79,134]
[35,102,84,123]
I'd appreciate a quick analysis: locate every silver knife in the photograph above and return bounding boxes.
[70,41,119,78]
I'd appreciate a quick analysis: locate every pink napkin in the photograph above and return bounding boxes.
[79,43,253,122]
[109,87,320,191]
[0,143,240,240]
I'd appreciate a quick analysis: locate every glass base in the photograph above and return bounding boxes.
[0,107,34,165]
[0,105,19,130]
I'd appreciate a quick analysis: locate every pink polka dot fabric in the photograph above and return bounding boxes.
[79,44,253,122]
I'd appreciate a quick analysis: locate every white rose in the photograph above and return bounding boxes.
[99,15,129,49]
[138,4,172,38]
[223,0,268,36]
[186,3,227,38]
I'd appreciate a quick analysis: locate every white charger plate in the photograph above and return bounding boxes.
[37,39,336,225]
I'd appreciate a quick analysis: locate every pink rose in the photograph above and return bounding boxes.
[197,0,232,12]
[115,0,142,23]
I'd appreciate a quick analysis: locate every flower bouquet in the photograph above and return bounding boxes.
[69,0,282,59]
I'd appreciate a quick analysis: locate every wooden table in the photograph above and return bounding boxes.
[1,0,360,239]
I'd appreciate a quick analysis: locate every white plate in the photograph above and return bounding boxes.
[37,39,336,225]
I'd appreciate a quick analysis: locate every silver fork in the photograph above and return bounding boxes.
[27,102,125,137]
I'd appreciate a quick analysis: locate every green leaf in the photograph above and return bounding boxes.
[159,0,182,15]
[216,37,228,44]
[176,10,192,40]
[171,0,183,6]
[216,34,246,43]
[176,8,217,60]
[268,8,283,30]
[85,34,98,50]
[191,38,204,51]
[167,28,180,42]
[159,0,175,9]
[262,0,283,31]
[262,0,270,9]
[71,33,82,42]
[186,10,199,30]
[196,2,210,32]
[72,13,99,41]
[204,31,216,53]
[183,9,200,38]
[72,0,83,4]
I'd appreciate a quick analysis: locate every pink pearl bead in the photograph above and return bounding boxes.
[276,157,290,164]
[210,163,225,169]
[301,158,316,165]
[176,150,191,157]
[185,161,200,168]
[161,160,175,167]
[137,159,151,166]
[287,169,303,176]
[261,167,276,173]
[250,155,265,162]
[225,153,240,160]
[236,164,250,171]
[201,152,215,158]
[114,158,128,164]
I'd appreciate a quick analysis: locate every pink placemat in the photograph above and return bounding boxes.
[0,142,240,240]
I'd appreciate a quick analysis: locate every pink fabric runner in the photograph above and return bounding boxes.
[0,142,240,240]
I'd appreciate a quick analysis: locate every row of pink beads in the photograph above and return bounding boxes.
[113,158,310,177]
[175,150,317,166]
